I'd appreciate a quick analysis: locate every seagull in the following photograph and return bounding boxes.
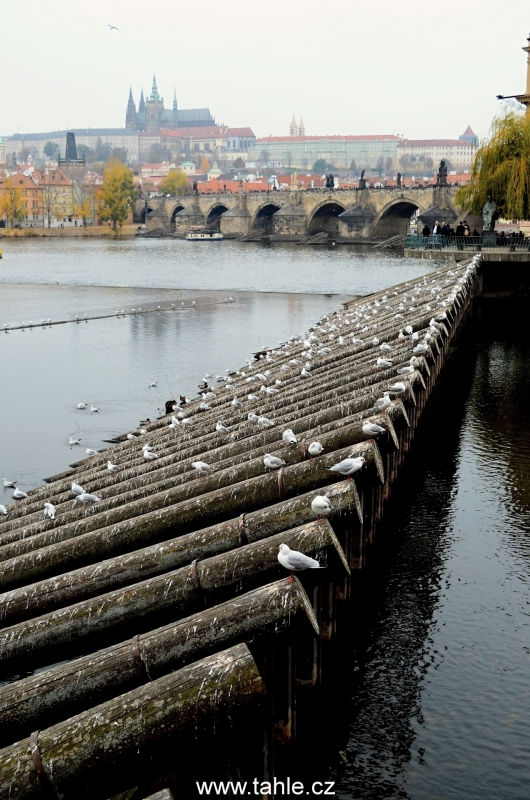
[413,342,429,354]
[181,417,192,426]
[388,382,406,393]
[404,325,414,334]
[396,366,415,376]
[362,421,386,437]
[216,421,230,434]
[192,461,211,476]
[376,357,393,368]
[85,448,98,457]
[0,505,7,516]
[90,405,99,413]
[410,356,421,368]
[77,402,86,409]
[199,403,211,411]
[143,448,159,461]
[13,487,28,500]
[380,342,392,352]
[72,481,85,496]
[248,412,260,423]
[258,416,274,428]
[278,543,327,582]
[140,428,148,435]
[231,397,242,407]
[127,433,137,440]
[282,429,297,446]
[107,460,119,473]
[148,382,158,389]
[374,392,392,411]
[3,479,16,488]
[308,441,324,458]
[311,495,333,516]
[69,437,81,446]
[74,492,101,506]
[107,24,119,30]
[264,454,285,471]
[328,456,366,480]
[43,502,56,520]
[301,368,311,378]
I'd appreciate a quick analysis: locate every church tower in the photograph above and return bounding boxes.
[173,88,178,112]
[126,87,138,131]
[145,74,164,131]
[139,88,146,114]
[298,116,305,136]
[289,114,298,136]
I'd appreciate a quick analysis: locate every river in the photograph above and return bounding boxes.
[0,239,528,799]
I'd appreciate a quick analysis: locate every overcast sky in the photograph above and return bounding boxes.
[1,0,528,141]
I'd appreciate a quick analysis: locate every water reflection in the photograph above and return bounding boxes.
[329,302,530,800]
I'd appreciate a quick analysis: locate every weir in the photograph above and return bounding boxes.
[0,255,483,798]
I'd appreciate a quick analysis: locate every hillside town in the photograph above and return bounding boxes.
[0,75,478,229]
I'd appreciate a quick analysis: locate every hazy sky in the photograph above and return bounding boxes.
[1,0,528,141]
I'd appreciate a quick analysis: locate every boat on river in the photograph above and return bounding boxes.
[186,226,223,241]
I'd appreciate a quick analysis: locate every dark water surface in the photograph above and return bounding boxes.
[326,302,530,800]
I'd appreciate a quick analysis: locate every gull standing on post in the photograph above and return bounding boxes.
[0,505,7,516]
[263,454,286,471]
[282,429,297,446]
[362,421,386,437]
[308,441,324,458]
[192,461,211,476]
[278,543,327,582]
[107,461,119,474]
[71,481,85,496]
[311,495,333,516]
[328,456,366,480]
[43,502,56,520]
[13,487,28,500]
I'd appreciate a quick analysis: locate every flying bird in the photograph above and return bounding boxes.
[108,24,119,30]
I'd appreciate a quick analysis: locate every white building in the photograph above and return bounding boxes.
[7,129,139,163]
[397,127,478,171]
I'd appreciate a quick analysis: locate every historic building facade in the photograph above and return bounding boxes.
[126,76,215,132]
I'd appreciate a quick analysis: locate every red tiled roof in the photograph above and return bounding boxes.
[399,139,473,147]
[226,128,255,137]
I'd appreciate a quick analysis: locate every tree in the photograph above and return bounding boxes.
[112,147,128,163]
[0,178,25,227]
[94,138,112,162]
[399,154,410,172]
[96,158,137,230]
[200,156,211,173]
[384,156,393,172]
[159,169,188,195]
[43,141,59,159]
[40,184,62,228]
[259,149,270,166]
[313,158,329,173]
[73,185,94,226]
[78,145,95,163]
[233,157,245,168]
[425,156,434,170]
[350,158,357,171]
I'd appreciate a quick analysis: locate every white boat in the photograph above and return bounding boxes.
[186,230,223,241]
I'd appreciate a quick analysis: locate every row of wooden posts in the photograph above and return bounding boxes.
[0,256,481,798]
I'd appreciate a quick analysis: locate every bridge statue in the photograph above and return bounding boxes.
[359,169,367,190]
[396,172,402,188]
[436,159,448,186]
[481,194,498,231]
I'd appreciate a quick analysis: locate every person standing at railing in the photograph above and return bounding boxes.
[432,220,441,247]
[456,221,465,250]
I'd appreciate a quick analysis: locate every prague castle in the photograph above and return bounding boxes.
[126,76,215,132]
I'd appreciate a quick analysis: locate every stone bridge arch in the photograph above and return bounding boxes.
[252,202,282,233]
[205,203,229,229]
[169,203,186,231]
[371,197,425,238]
[307,200,346,235]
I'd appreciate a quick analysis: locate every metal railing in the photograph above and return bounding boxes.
[406,234,530,251]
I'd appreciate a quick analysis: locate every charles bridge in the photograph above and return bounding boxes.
[141,184,473,242]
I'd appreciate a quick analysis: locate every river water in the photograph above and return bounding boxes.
[0,239,528,798]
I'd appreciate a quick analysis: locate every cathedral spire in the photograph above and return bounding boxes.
[139,88,145,113]
[150,74,160,101]
[298,115,305,136]
[173,87,178,112]
[126,86,137,130]
[289,114,298,136]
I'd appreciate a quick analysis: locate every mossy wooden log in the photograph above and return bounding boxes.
[0,405,399,541]
[0,643,264,800]
[0,519,346,670]
[0,579,316,748]
[0,438,382,583]
[0,481,360,623]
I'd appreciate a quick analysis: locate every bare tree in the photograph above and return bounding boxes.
[40,184,62,228]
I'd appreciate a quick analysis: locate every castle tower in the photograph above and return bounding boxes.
[126,87,138,130]
[146,74,164,131]
[289,114,298,136]
[139,88,146,113]
[298,116,305,136]
[516,33,530,114]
